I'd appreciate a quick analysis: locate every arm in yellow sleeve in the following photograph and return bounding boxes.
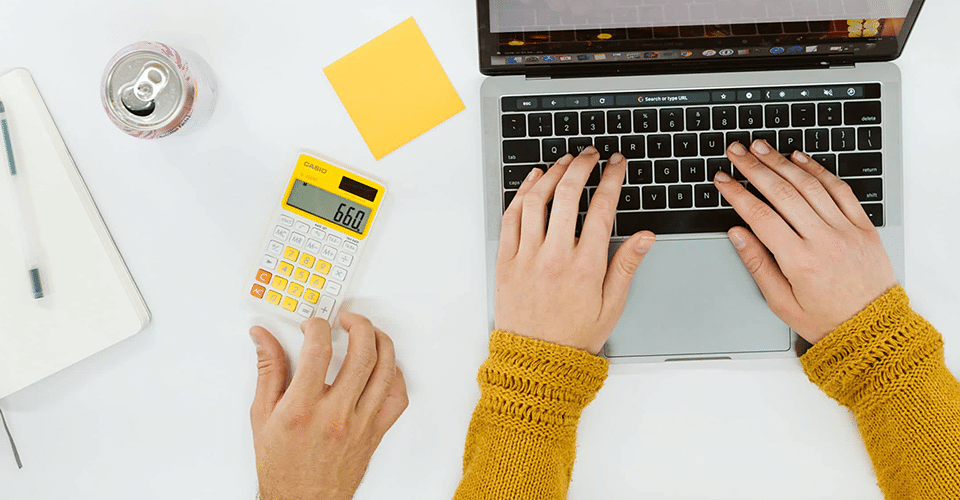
[453,330,609,500]
[801,286,960,499]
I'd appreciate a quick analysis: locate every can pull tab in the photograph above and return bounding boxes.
[119,63,168,117]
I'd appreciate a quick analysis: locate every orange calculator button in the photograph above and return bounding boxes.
[309,274,326,289]
[250,284,266,299]
[281,296,298,312]
[266,290,282,305]
[256,269,272,284]
[284,246,300,261]
[303,289,320,304]
[271,276,289,290]
[299,254,316,268]
[278,261,294,277]
[315,259,332,274]
[293,267,310,283]
[288,283,304,298]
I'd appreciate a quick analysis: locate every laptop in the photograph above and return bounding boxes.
[478,0,924,361]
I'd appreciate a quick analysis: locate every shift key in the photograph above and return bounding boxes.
[503,139,540,163]
[845,178,883,202]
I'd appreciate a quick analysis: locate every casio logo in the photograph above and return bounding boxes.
[303,161,328,174]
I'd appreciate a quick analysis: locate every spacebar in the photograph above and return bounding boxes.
[616,209,746,236]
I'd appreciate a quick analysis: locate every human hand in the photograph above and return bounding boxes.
[249,314,408,500]
[714,140,898,344]
[495,147,656,355]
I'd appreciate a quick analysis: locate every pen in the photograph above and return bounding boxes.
[1,99,44,299]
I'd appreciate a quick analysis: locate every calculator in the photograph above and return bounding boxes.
[247,153,385,324]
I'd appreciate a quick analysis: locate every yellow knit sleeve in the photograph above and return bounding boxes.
[453,330,609,500]
[801,285,960,499]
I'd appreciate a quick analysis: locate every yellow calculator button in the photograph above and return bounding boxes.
[293,268,310,283]
[299,254,316,268]
[315,259,332,274]
[284,246,300,261]
[271,276,288,290]
[304,289,320,304]
[266,290,282,305]
[309,274,326,289]
[278,261,294,276]
[287,282,304,298]
[281,296,298,312]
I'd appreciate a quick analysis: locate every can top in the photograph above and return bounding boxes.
[102,49,187,131]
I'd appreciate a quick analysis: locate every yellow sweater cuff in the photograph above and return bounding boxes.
[476,330,610,439]
[800,285,944,410]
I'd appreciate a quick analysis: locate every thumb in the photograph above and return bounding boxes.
[601,231,655,317]
[250,326,289,432]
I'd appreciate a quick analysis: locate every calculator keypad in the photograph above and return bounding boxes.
[251,212,360,320]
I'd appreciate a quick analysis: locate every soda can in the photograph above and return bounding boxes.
[101,41,218,139]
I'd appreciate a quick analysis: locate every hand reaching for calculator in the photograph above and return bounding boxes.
[715,140,898,344]
[249,314,408,500]
[495,147,656,354]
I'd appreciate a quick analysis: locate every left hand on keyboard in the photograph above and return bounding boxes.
[494,146,656,354]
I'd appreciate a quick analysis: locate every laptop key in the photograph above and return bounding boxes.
[694,184,720,207]
[595,136,619,159]
[805,128,830,152]
[686,107,711,131]
[832,128,856,151]
[503,139,540,163]
[503,190,517,212]
[726,131,750,149]
[791,103,815,127]
[844,101,882,125]
[674,134,699,157]
[818,102,842,126]
[752,130,777,150]
[700,132,725,156]
[660,108,684,132]
[502,114,526,138]
[707,158,732,180]
[738,105,763,129]
[681,159,705,182]
[503,165,537,189]
[861,203,884,227]
[669,185,693,209]
[607,110,632,134]
[528,113,552,136]
[628,160,653,184]
[647,135,672,158]
[618,186,641,210]
[634,109,657,133]
[616,209,746,236]
[712,106,737,130]
[838,153,882,177]
[581,111,605,134]
[845,178,883,202]
[812,154,837,174]
[586,165,602,187]
[542,138,567,162]
[569,137,593,155]
[778,130,803,155]
[621,136,646,158]
[641,186,667,209]
[858,127,882,150]
[765,104,789,128]
[654,160,679,184]
[554,112,579,136]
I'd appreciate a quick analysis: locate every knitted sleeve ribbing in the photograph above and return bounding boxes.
[453,330,609,500]
[801,285,960,499]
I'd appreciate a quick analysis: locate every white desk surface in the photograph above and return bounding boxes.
[1,1,957,499]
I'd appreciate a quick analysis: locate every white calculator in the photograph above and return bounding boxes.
[247,153,385,324]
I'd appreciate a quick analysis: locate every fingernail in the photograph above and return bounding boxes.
[792,150,809,163]
[556,154,574,166]
[249,332,263,350]
[752,140,771,154]
[729,230,748,250]
[583,146,598,155]
[714,171,734,182]
[636,234,655,253]
[526,168,541,181]
[729,142,747,155]
[609,152,625,164]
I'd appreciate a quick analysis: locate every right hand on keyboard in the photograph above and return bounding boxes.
[714,140,898,344]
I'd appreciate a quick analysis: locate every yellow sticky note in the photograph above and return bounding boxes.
[324,18,465,160]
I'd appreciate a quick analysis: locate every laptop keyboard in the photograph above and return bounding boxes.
[499,84,885,237]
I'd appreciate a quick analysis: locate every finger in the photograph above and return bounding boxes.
[250,326,290,431]
[728,141,828,237]
[498,166,545,263]
[373,366,409,438]
[578,153,627,254]
[727,227,801,322]
[745,145,850,229]
[356,329,398,419]
[518,154,576,254]
[599,231,655,330]
[330,311,379,407]
[714,168,801,255]
[545,149,605,248]
[285,318,334,405]
[790,151,875,230]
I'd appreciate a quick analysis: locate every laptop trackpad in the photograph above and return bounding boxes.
[604,238,791,359]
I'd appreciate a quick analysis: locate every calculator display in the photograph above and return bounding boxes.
[287,180,370,234]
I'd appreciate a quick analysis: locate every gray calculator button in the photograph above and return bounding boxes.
[326,234,343,246]
[331,266,348,282]
[294,221,310,234]
[317,296,336,320]
[273,226,291,241]
[267,240,284,256]
[325,282,342,296]
[279,215,294,227]
[290,232,306,247]
[341,241,358,253]
[321,245,338,261]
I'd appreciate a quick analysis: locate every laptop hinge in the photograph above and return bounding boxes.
[525,75,551,80]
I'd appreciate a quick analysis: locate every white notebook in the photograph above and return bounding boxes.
[0,68,150,399]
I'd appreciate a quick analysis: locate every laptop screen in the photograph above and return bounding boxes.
[478,0,925,74]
